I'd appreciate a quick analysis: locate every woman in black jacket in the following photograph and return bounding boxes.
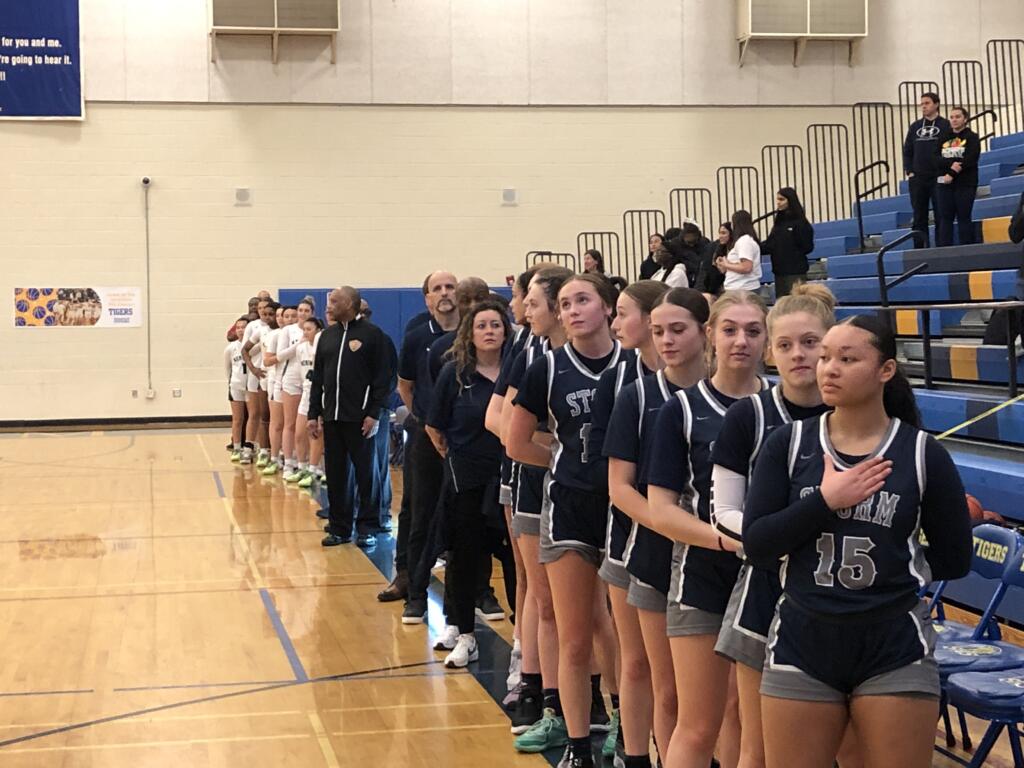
[936,107,982,247]
[761,188,815,297]
[694,222,731,300]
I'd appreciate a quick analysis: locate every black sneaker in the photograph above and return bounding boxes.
[315,508,329,519]
[556,743,594,768]
[589,692,610,732]
[510,689,542,734]
[402,598,427,625]
[475,591,504,622]
[356,534,376,548]
[321,533,351,547]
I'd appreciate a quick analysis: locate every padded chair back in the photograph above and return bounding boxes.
[970,525,1021,581]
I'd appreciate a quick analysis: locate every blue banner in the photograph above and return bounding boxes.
[0,0,82,119]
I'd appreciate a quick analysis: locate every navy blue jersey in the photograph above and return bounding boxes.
[515,342,623,491]
[744,415,972,618]
[428,330,456,382]
[427,361,501,490]
[495,330,541,398]
[606,370,683,593]
[647,378,768,611]
[397,318,448,420]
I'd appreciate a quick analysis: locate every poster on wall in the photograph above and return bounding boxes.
[0,0,83,120]
[14,288,143,328]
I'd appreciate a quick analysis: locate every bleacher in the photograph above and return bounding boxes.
[528,40,1024,653]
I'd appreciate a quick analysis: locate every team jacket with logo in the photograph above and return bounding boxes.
[308,318,393,423]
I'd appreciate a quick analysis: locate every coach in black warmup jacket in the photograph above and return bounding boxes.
[309,286,392,548]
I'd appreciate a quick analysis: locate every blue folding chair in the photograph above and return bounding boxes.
[945,541,1024,766]
[930,524,1024,642]
[935,525,1024,748]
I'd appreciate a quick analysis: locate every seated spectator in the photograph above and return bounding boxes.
[639,233,664,279]
[695,222,730,301]
[650,247,689,288]
[761,187,815,296]
[583,249,605,275]
[677,222,712,287]
[936,106,981,247]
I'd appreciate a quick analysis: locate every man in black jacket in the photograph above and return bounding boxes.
[308,286,393,548]
[903,92,951,249]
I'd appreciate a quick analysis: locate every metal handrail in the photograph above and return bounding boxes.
[875,230,924,310]
[854,160,891,251]
[967,108,1000,143]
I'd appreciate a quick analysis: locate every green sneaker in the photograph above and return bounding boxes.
[255,453,270,468]
[601,708,620,758]
[513,707,567,753]
[284,467,303,483]
[261,462,279,476]
[230,450,242,463]
[297,471,314,489]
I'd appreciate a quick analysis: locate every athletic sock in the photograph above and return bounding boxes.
[624,756,652,768]
[610,693,620,710]
[233,443,241,451]
[522,672,542,694]
[569,736,590,756]
[542,688,562,717]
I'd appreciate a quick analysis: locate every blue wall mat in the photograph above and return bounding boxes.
[278,286,511,349]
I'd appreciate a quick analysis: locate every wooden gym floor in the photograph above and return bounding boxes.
[0,428,1012,767]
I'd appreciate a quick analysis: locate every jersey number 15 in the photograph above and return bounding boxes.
[814,533,878,590]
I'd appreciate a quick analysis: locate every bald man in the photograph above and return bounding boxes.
[426,276,490,381]
[308,287,392,548]
[385,271,459,606]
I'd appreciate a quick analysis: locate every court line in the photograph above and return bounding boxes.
[212,470,225,498]
[195,433,216,469]
[308,712,341,768]
[0,732,312,754]
[0,688,93,699]
[330,722,508,737]
[0,579,385,602]
[259,588,309,682]
[113,679,294,693]
[0,659,440,749]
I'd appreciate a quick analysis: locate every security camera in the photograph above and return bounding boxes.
[141,177,152,187]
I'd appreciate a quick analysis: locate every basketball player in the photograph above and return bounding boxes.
[241,298,276,465]
[605,288,710,768]
[508,274,623,768]
[743,315,972,768]
[646,291,769,768]
[279,300,313,480]
[261,304,290,475]
[294,316,324,486]
[225,315,250,461]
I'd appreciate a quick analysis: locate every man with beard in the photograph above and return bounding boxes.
[378,271,460,606]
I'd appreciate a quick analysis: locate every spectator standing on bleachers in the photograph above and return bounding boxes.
[639,233,664,279]
[761,187,815,297]
[695,222,731,301]
[903,92,951,249]
[719,210,763,291]
[935,107,981,248]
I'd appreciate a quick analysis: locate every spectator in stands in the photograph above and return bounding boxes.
[583,249,605,275]
[650,247,690,287]
[695,222,731,300]
[639,233,664,279]
[719,210,763,291]
[903,92,951,249]
[936,107,981,248]
[677,222,712,287]
[761,187,815,296]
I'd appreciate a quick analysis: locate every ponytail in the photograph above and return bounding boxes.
[842,314,921,427]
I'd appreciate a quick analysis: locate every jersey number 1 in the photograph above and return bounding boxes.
[813,533,877,590]
[579,423,592,464]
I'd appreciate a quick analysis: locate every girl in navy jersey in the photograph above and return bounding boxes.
[509,274,623,768]
[590,280,668,765]
[710,284,843,768]
[646,290,769,768]
[606,288,709,768]
[501,267,573,747]
[743,315,971,768]
[426,300,509,669]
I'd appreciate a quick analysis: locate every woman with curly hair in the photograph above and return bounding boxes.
[426,299,511,669]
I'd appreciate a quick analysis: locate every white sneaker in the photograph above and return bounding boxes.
[506,640,522,690]
[433,624,460,651]
[444,634,479,669]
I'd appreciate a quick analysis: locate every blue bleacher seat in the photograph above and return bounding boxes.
[899,163,1018,194]
[809,234,858,259]
[851,194,913,218]
[990,132,1024,151]
[981,143,1024,168]
[814,210,912,240]
[974,193,1024,220]
[989,173,1024,197]
[827,242,1021,279]
[823,267,1018,304]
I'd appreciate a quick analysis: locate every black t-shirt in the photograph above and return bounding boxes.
[428,361,501,489]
